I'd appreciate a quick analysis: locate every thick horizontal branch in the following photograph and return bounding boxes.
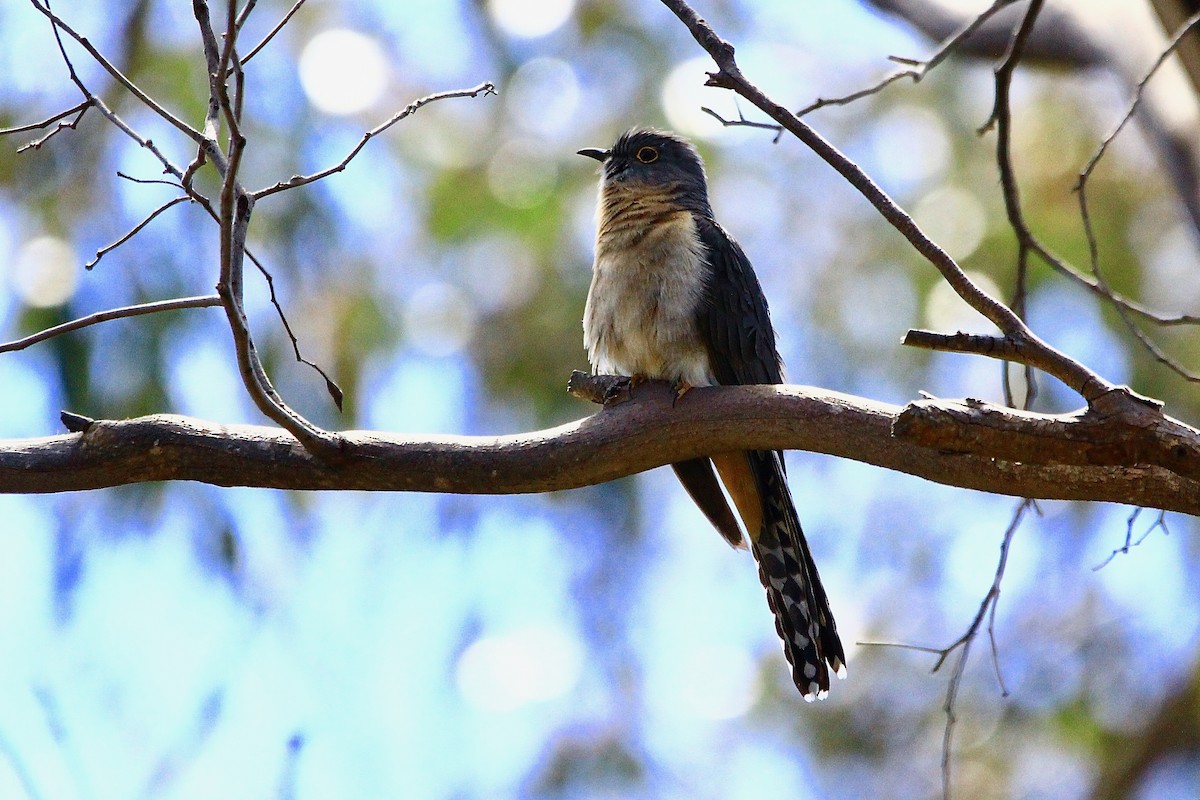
[1,381,1198,514]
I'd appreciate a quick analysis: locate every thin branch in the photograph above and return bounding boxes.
[984,0,1043,413]
[251,82,497,199]
[29,0,205,147]
[1003,243,1039,410]
[700,106,783,142]
[189,0,343,457]
[978,0,1200,384]
[1,99,93,153]
[0,99,91,138]
[932,498,1030,800]
[86,195,190,269]
[657,0,1123,407]
[116,171,183,188]
[242,0,306,64]
[1022,238,1200,325]
[1071,10,1200,383]
[173,166,342,408]
[797,70,916,118]
[0,296,222,354]
[189,0,235,177]
[250,258,344,410]
[982,0,1044,413]
[796,0,1021,117]
[234,0,258,29]
[1092,508,1171,570]
[1077,9,1200,195]
[905,330,1020,362]
[2,382,1200,508]
[978,0,1045,135]
[30,0,190,183]
[16,106,91,152]
[215,0,239,112]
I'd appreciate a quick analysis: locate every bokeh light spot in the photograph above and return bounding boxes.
[456,625,583,713]
[12,236,78,308]
[870,104,951,190]
[924,269,1003,334]
[299,30,388,116]
[911,184,988,261]
[662,57,726,140]
[488,0,574,39]
[673,643,758,720]
[487,139,560,209]
[506,58,580,137]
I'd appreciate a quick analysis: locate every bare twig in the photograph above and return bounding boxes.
[1021,238,1200,326]
[930,498,1030,799]
[979,0,1044,411]
[30,0,191,183]
[242,0,306,64]
[188,0,343,456]
[170,167,343,407]
[0,296,222,354]
[233,0,258,29]
[1078,10,1200,197]
[1,99,93,153]
[20,0,483,445]
[251,82,497,199]
[902,330,1044,371]
[30,0,204,147]
[1072,10,1200,383]
[980,1,1200,384]
[115,171,183,188]
[1092,508,1171,570]
[250,256,345,410]
[700,106,784,142]
[86,195,190,269]
[0,99,91,138]
[796,0,1022,116]
[700,1,1023,135]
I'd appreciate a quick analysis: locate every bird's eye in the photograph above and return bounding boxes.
[635,146,659,164]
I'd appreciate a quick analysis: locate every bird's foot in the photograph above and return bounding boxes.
[671,380,694,407]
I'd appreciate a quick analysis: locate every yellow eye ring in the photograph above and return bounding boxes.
[635,146,659,164]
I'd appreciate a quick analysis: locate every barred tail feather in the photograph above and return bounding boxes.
[749,451,845,699]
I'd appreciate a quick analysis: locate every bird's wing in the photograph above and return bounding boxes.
[693,216,845,697]
[693,217,784,388]
[671,458,744,548]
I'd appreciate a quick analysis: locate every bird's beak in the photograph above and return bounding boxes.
[576,147,610,161]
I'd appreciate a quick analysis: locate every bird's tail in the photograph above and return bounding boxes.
[749,450,845,700]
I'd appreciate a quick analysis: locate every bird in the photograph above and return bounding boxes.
[578,128,845,700]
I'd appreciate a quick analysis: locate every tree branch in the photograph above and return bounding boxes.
[0,296,222,354]
[656,0,1125,407]
[251,82,497,199]
[30,0,204,147]
[797,0,1023,118]
[2,380,1198,513]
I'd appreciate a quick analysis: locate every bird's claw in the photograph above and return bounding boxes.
[671,380,693,407]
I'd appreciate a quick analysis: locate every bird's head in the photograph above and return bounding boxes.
[578,128,710,211]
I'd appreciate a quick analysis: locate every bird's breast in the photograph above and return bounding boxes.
[583,201,713,387]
